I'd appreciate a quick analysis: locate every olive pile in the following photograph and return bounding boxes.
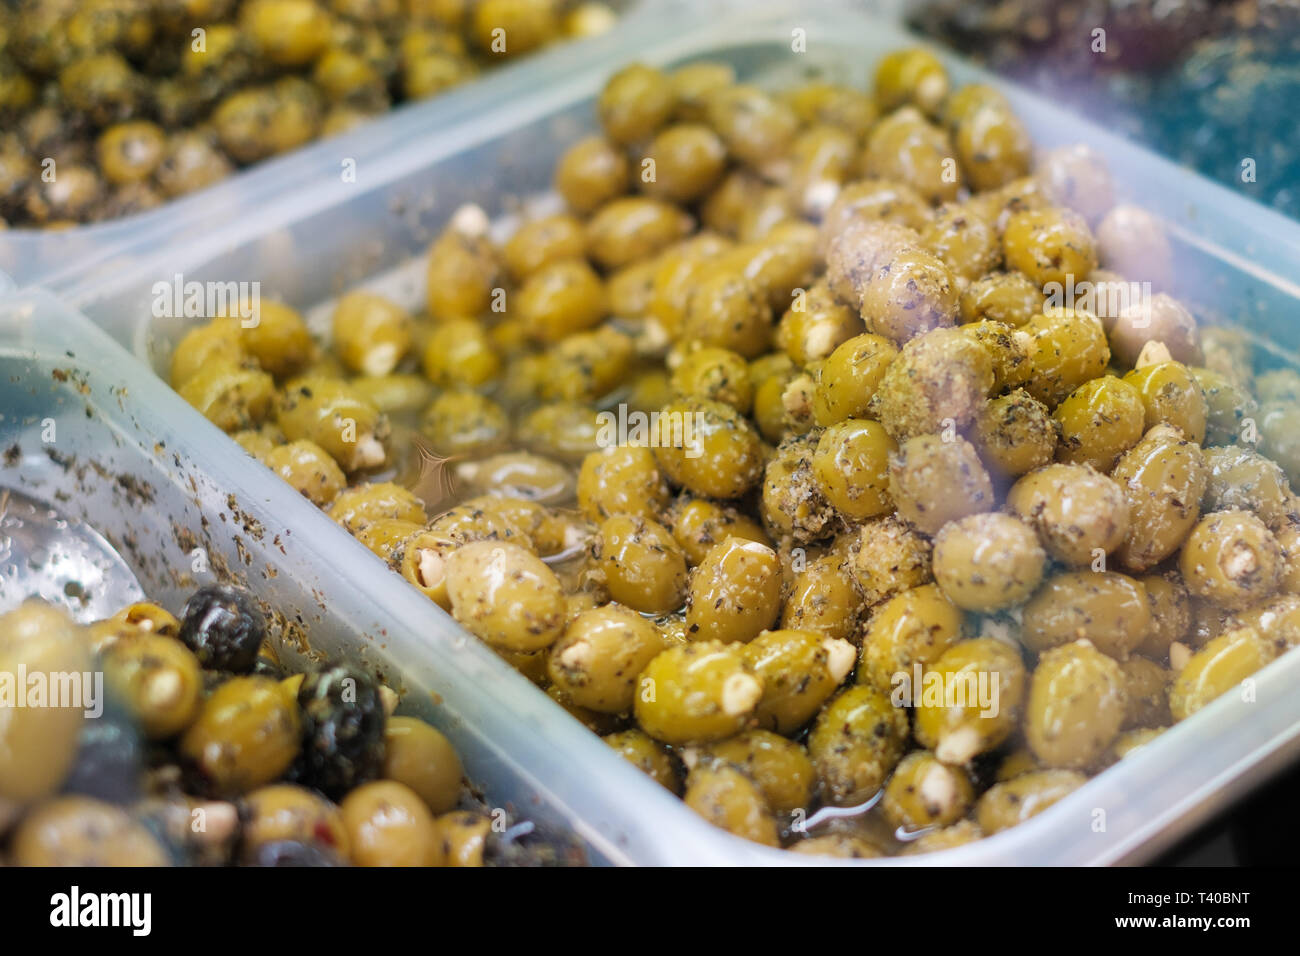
[167,49,1300,857]
[0,586,537,866]
[0,0,616,228]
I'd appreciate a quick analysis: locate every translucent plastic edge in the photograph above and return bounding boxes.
[0,0,670,292]
[49,1,1300,864]
[0,287,720,866]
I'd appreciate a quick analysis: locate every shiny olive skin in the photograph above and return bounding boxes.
[0,602,92,804]
[683,760,780,847]
[975,770,1086,835]
[1169,626,1277,721]
[1002,207,1097,289]
[808,684,910,808]
[912,637,1027,765]
[1178,510,1282,610]
[1007,463,1129,567]
[340,780,444,866]
[858,583,965,694]
[813,418,898,520]
[652,398,764,500]
[1122,360,1208,445]
[179,676,302,796]
[703,729,815,816]
[743,628,856,734]
[102,632,203,740]
[604,729,681,792]
[548,604,669,713]
[666,497,769,567]
[959,271,1042,327]
[882,751,975,832]
[888,435,995,535]
[596,515,688,616]
[633,641,763,746]
[1053,376,1146,472]
[812,332,899,426]
[1112,425,1210,572]
[1025,640,1126,770]
[1020,307,1111,408]
[932,512,1045,612]
[383,716,463,814]
[685,537,782,645]
[780,554,864,642]
[577,445,671,523]
[11,797,171,867]
[444,540,566,651]
[1020,571,1151,659]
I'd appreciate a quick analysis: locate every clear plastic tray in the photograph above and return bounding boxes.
[55,1,1300,864]
[0,0,658,292]
[0,287,721,866]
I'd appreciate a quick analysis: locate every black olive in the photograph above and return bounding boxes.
[293,665,386,800]
[178,584,266,672]
[61,692,142,805]
[250,840,346,867]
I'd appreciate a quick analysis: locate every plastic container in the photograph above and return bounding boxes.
[0,287,721,866]
[0,0,657,292]
[55,1,1300,864]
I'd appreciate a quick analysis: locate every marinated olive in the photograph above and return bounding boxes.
[1007,463,1129,567]
[383,715,463,814]
[975,770,1085,835]
[685,537,782,645]
[295,665,386,799]
[633,641,763,746]
[180,676,302,795]
[683,760,779,847]
[1169,626,1277,721]
[1112,425,1209,572]
[340,780,444,866]
[743,628,856,734]
[807,684,909,807]
[913,637,1027,765]
[548,604,668,713]
[444,538,566,650]
[178,583,267,673]
[1179,510,1282,610]
[1025,640,1126,770]
[882,751,975,832]
[888,434,995,535]
[1020,571,1151,659]
[932,513,1045,612]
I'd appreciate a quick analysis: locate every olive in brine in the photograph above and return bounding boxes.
[912,637,1027,765]
[633,642,763,746]
[1112,424,1209,572]
[743,628,856,735]
[1179,510,1282,610]
[807,684,909,807]
[1025,640,1126,770]
[683,760,779,848]
[294,665,387,800]
[178,584,267,673]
